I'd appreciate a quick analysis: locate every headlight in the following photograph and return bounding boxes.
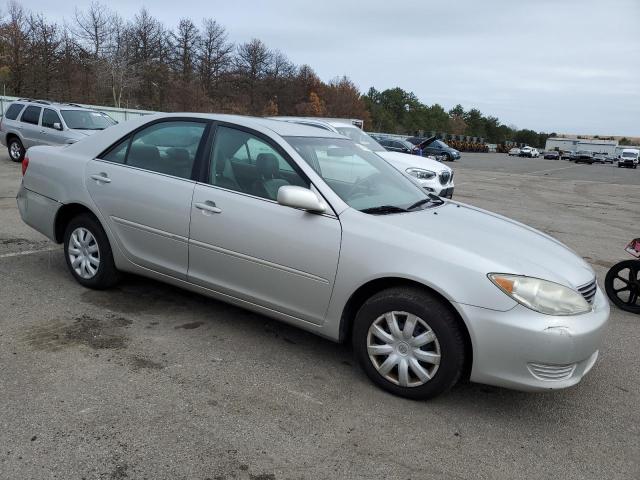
[406,168,436,180]
[488,274,591,316]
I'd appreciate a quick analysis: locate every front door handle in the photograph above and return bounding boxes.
[194,201,222,214]
[90,173,111,184]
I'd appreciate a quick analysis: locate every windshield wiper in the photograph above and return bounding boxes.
[407,194,444,211]
[360,205,408,215]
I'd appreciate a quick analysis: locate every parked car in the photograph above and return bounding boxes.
[519,146,539,158]
[508,147,520,156]
[272,117,455,198]
[0,99,117,162]
[406,137,461,162]
[617,148,639,169]
[592,153,607,164]
[17,113,609,400]
[561,150,576,160]
[543,151,560,160]
[574,151,595,164]
[375,137,420,155]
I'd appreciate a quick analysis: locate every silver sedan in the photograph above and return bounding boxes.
[17,113,609,399]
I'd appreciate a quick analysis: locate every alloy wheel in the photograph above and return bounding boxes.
[68,227,101,279]
[9,141,22,160]
[366,311,441,387]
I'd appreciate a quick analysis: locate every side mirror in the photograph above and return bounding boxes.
[277,186,326,213]
[53,122,62,131]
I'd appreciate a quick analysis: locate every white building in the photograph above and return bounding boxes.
[545,137,617,155]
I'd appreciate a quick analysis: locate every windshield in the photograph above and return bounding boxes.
[431,140,449,149]
[622,151,638,158]
[285,137,438,213]
[334,126,386,152]
[60,110,116,130]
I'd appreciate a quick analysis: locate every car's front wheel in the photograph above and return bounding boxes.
[8,137,25,162]
[352,287,466,400]
[63,213,121,289]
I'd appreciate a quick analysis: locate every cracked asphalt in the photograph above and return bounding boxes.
[0,151,638,479]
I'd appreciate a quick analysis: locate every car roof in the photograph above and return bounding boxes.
[160,113,344,138]
[10,99,101,112]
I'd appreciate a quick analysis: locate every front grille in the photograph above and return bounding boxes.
[528,362,576,381]
[578,279,597,304]
[439,171,451,185]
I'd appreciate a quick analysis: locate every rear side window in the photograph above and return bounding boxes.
[102,140,128,164]
[21,106,42,125]
[42,109,62,129]
[100,121,207,179]
[4,103,24,120]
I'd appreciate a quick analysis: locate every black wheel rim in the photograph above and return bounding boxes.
[606,261,640,312]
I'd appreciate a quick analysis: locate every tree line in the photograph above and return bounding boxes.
[0,1,550,147]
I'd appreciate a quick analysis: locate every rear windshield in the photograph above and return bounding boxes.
[60,110,116,130]
[4,103,24,120]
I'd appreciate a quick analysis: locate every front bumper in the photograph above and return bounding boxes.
[454,286,609,391]
[420,182,454,198]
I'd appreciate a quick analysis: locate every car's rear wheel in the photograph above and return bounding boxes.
[63,213,120,289]
[352,287,466,400]
[8,137,24,162]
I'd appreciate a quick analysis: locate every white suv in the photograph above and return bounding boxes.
[519,146,540,158]
[618,148,639,169]
[272,117,455,198]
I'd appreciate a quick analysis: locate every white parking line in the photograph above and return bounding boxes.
[0,246,60,259]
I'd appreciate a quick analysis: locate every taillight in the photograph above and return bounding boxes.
[22,156,29,176]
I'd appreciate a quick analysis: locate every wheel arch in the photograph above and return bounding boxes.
[339,276,473,378]
[53,202,100,243]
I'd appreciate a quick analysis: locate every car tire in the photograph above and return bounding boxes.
[605,260,640,314]
[63,213,121,289]
[442,153,452,162]
[8,137,25,163]
[352,287,466,400]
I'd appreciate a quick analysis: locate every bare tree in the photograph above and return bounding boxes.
[235,38,271,113]
[196,18,233,99]
[25,12,60,98]
[73,1,110,57]
[170,18,199,82]
[0,1,29,95]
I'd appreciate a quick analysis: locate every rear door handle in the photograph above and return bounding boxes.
[194,201,222,214]
[90,173,111,184]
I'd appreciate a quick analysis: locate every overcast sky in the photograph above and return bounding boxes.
[21,0,640,136]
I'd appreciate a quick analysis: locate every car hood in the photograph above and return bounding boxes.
[381,201,595,289]
[378,151,451,174]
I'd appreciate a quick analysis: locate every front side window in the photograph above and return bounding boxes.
[20,106,42,125]
[286,137,437,214]
[42,109,62,129]
[101,121,206,179]
[4,103,25,120]
[208,126,308,200]
[60,110,116,130]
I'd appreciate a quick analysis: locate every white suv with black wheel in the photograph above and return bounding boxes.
[0,99,116,162]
